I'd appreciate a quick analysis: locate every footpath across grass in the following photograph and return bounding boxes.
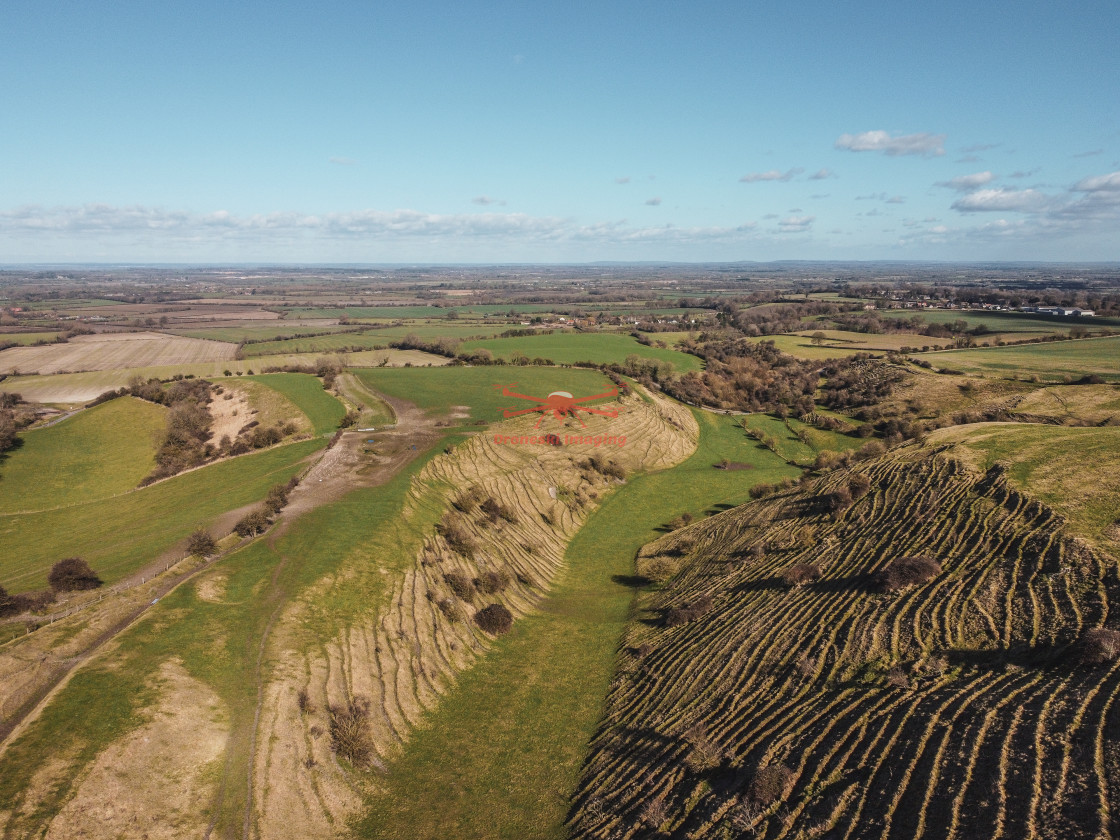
[356,409,798,839]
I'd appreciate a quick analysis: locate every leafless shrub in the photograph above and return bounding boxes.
[781,562,821,587]
[665,593,713,627]
[1078,628,1120,665]
[48,558,102,592]
[848,473,872,500]
[640,796,667,828]
[747,763,795,806]
[444,571,476,602]
[309,724,324,738]
[886,664,910,689]
[437,598,461,621]
[233,509,271,537]
[186,529,218,557]
[874,556,941,592]
[474,603,513,635]
[682,722,721,772]
[636,555,681,584]
[474,569,511,594]
[327,698,374,770]
[437,514,477,556]
[452,486,485,514]
[297,688,314,714]
[328,695,374,768]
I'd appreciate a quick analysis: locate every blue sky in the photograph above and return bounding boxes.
[1,0,1117,262]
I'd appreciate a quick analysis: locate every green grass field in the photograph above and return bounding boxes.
[0,438,322,592]
[173,324,351,343]
[929,335,1120,381]
[0,332,64,345]
[357,409,798,839]
[878,308,1120,334]
[458,332,704,372]
[236,373,345,435]
[354,365,622,425]
[0,397,166,514]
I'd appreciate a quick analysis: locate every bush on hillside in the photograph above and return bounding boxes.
[444,571,476,601]
[665,593,713,627]
[474,603,513,635]
[874,556,941,592]
[747,763,796,806]
[1078,628,1120,665]
[48,557,102,592]
[780,562,822,587]
[473,569,511,594]
[328,695,374,768]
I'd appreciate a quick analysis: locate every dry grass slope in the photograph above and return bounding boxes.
[570,444,1120,840]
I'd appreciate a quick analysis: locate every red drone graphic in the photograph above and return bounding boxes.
[494,384,621,428]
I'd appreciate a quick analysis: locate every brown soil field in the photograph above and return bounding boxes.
[0,332,236,375]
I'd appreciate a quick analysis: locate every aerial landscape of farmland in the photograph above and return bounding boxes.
[2,0,1119,837]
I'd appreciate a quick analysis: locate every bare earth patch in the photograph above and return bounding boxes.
[43,659,227,840]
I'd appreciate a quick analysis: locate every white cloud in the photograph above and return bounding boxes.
[0,203,773,252]
[886,196,906,204]
[777,215,814,232]
[835,130,945,157]
[645,197,662,206]
[808,168,835,180]
[1073,171,1120,192]
[1073,149,1104,158]
[739,168,803,183]
[951,188,1050,213]
[937,171,995,192]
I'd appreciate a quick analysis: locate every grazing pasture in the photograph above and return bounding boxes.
[242,373,346,435]
[0,332,236,375]
[0,438,322,593]
[0,397,165,514]
[458,332,704,372]
[354,365,622,425]
[930,335,1120,381]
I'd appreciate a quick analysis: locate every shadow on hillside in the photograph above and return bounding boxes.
[611,573,651,589]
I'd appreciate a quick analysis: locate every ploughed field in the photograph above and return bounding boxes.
[570,445,1120,839]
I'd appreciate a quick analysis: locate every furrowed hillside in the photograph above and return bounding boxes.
[570,444,1120,840]
[255,388,698,839]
